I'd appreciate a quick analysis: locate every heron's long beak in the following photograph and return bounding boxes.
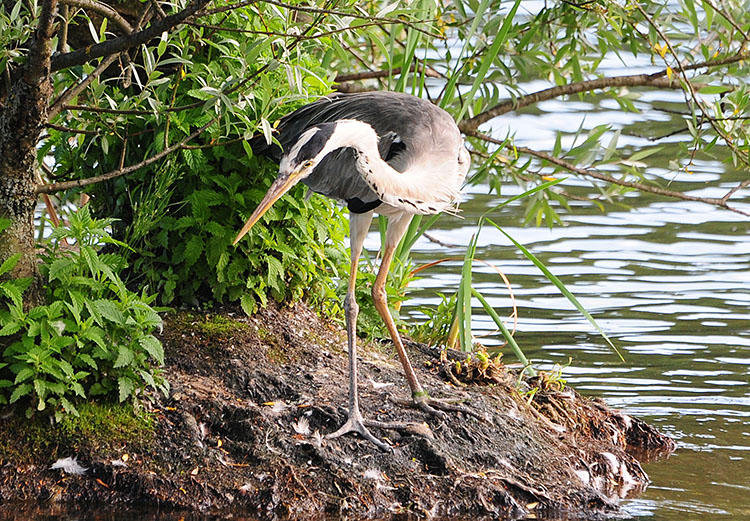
[232,167,308,245]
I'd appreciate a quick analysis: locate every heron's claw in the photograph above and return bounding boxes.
[327,410,436,450]
[327,416,392,451]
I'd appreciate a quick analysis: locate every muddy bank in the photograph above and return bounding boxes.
[0,303,674,519]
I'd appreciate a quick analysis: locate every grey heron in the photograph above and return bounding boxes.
[233,91,471,450]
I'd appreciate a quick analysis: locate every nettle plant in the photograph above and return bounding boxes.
[0,209,167,419]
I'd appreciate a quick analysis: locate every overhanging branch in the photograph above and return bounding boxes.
[35,117,218,194]
[50,0,214,72]
[464,129,750,217]
[459,53,749,133]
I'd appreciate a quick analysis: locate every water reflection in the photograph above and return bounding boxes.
[0,505,261,521]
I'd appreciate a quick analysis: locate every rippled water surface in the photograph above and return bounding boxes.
[395,93,750,519]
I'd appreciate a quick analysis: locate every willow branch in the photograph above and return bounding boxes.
[459,53,749,132]
[36,118,218,194]
[48,53,120,119]
[335,65,441,83]
[58,0,133,33]
[51,0,212,72]
[465,129,750,217]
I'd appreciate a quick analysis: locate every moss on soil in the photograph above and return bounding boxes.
[0,402,153,463]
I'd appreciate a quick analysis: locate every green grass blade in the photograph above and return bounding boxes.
[472,288,536,376]
[456,0,522,122]
[439,0,492,109]
[486,218,623,360]
[456,233,478,351]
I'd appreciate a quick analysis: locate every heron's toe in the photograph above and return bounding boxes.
[327,416,392,452]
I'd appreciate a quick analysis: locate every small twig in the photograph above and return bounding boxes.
[57,4,69,53]
[421,232,457,248]
[58,0,133,33]
[45,122,98,135]
[721,179,750,204]
[701,0,750,47]
[36,118,218,194]
[196,0,259,17]
[260,0,441,38]
[181,136,245,149]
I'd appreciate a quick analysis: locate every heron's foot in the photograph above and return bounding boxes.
[327,411,433,451]
[326,410,393,451]
[397,392,485,421]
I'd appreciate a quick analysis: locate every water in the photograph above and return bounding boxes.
[395,90,750,519]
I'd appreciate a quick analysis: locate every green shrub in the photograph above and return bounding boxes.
[0,209,167,419]
[97,145,350,315]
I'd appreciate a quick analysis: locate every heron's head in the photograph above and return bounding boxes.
[233,123,341,245]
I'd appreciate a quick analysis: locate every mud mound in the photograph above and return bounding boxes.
[0,303,674,519]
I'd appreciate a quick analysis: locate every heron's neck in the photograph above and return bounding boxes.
[328,120,397,201]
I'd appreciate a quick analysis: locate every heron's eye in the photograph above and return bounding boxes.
[302,160,314,169]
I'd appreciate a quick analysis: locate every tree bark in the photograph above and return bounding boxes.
[0,0,57,300]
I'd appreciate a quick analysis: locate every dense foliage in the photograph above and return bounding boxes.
[0,210,166,418]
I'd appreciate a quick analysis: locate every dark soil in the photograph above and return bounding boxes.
[0,303,674,519]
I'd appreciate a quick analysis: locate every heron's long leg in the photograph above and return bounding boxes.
[326,211,393,451]
[369,214,433,405]
[373,214,477,418]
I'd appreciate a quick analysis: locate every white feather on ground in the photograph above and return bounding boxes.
[51,456,88,475]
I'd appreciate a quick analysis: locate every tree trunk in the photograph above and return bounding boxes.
[0,0,57,304]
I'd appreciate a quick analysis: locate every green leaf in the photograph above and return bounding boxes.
[78,353,98,370]
[626,146,664,163]
[114,346,135,368]
[0,253,22,277]
[139,335,164,365]
[60,397,80,417]
[14,367,34,385]
[91,299,126,325]
[183,235,204,267]
[0,281,24,309]
[697,85,732,95]
[0,318,22,336]
[10,383,32,403]
[240,293,256,316]
[118,377,135,402]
